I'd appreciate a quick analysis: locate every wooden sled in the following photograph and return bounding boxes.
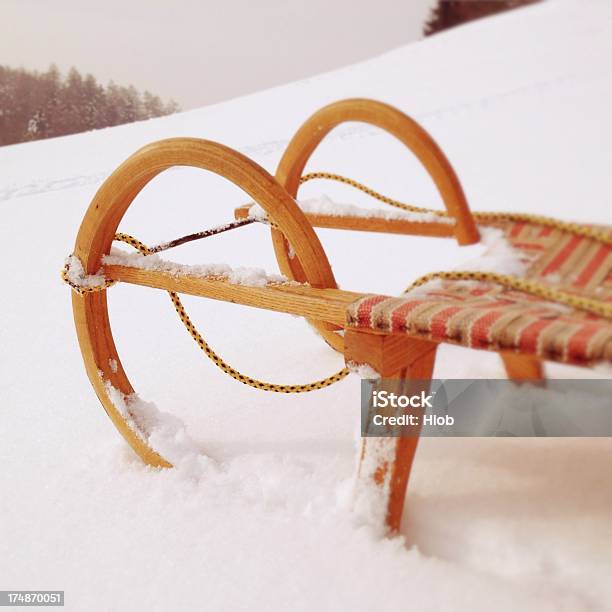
[66,99,612,534]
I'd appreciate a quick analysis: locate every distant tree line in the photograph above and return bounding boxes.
[424,0,540,36]
[0,65,179,146]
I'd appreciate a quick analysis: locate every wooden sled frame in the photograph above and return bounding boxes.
[71,100,549,534]
[270,99,543,529]
[73,138,339,467]
[235,99,544,381]
[236,98,480,352]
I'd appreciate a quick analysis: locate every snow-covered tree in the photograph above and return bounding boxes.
[0,65,180,146]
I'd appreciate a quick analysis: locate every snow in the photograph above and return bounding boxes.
[456,226,532,276]
[2,1,612,610]
[104,379,209,476]
[63,254,107,288]
[249,195,455,223]
[404,226,532,297]
[347,362,381,379]
[103,248,290,287]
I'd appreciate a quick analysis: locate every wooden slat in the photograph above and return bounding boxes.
[105,264,369,325]
[274,99,479,246]
[234,204,455,237]
[344,328,438,376]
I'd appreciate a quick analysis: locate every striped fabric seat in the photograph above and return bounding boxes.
[345,221,612,365]
[499,220,612,293]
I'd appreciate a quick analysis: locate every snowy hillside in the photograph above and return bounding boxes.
[1,1,612,610]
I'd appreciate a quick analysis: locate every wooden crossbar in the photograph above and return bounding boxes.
[234,205,456,238]
[104,264,369,326]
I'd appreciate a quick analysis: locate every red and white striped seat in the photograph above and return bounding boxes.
[346,221,612,365]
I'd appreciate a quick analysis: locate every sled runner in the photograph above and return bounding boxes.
[63,99,611,534]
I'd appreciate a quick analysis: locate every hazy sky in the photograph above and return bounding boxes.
[3,0,434,109]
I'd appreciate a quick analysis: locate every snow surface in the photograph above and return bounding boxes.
[2,1,612,610]
[104,380,210,476]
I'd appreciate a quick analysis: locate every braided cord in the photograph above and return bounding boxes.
[404,270,612,318]
[300,172,612,245]
[61,266,116,294]
[299,172,612,318]
[63,232,349,393]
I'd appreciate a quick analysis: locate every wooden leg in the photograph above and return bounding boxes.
[501,352,543,381]
[345,330,437,533]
